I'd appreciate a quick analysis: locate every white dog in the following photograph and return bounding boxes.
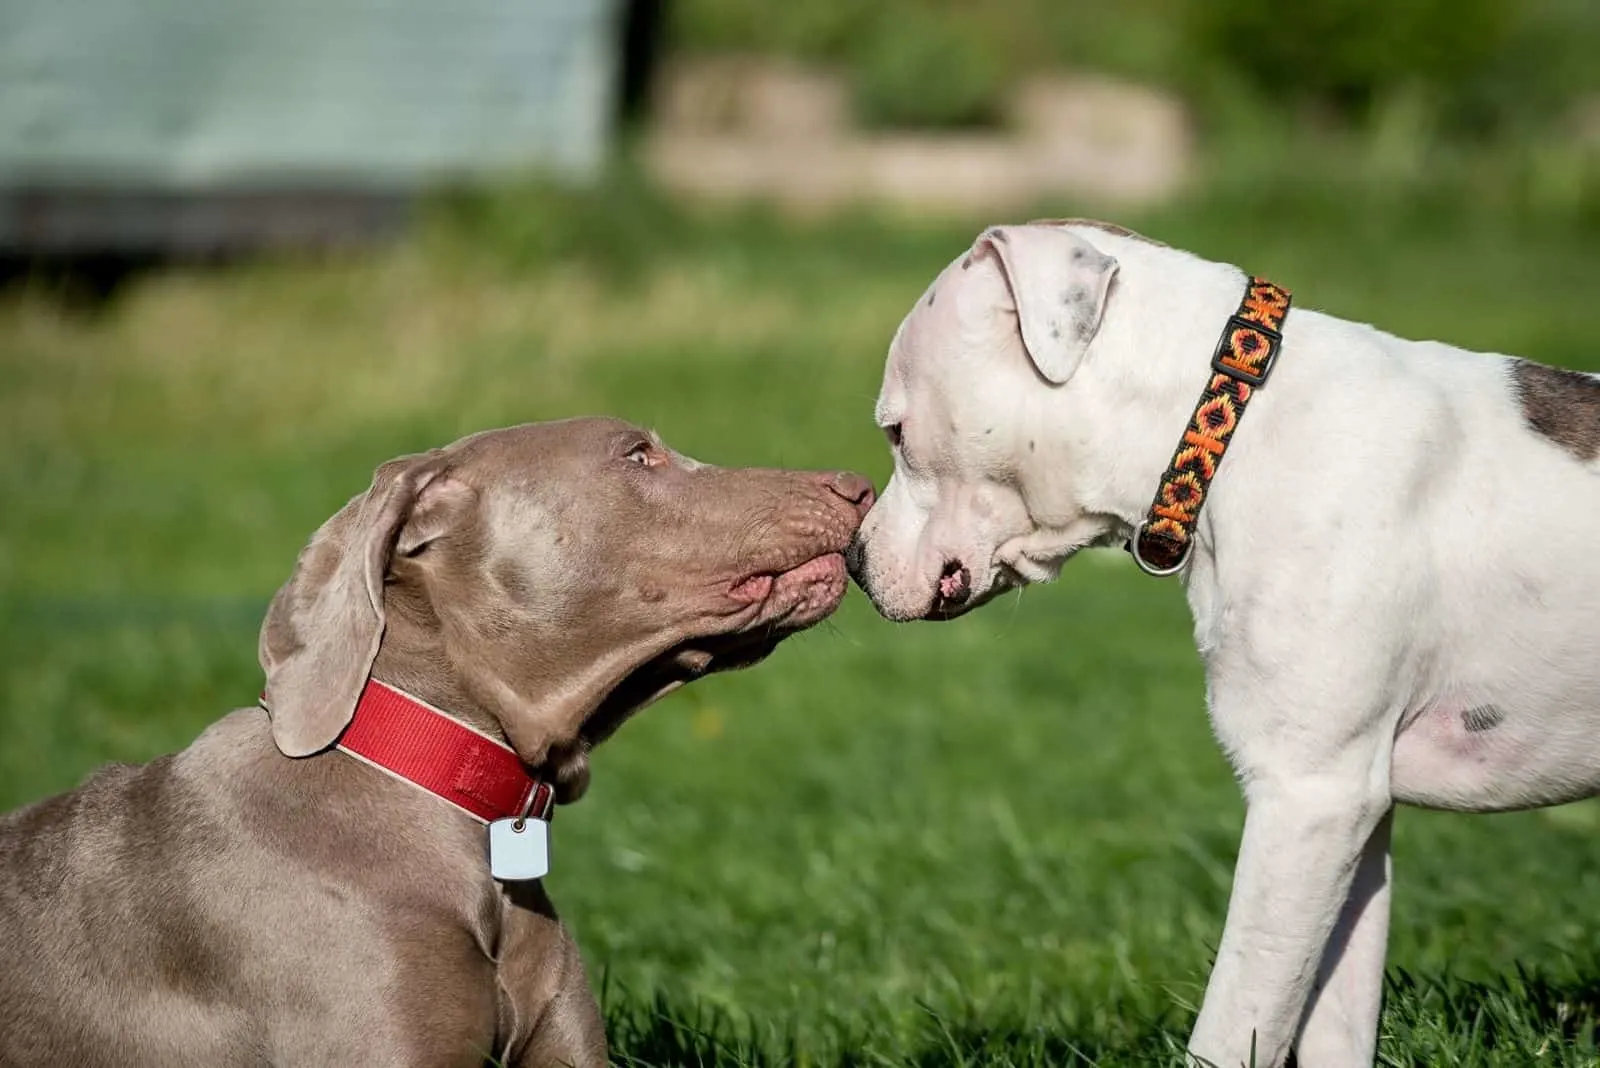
[846,219,1600,1067]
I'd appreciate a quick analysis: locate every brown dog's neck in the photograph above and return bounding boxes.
[366,610,592,802]
[363,652,596,805]
[368,576,528,750]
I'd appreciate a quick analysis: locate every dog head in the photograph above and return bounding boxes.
[848,223,1126,621]
[260,417,874,798]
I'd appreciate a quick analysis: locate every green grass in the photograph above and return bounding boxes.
[5,174,1600,1065]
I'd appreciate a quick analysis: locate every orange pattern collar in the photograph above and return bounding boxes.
[1129,277,1293,576]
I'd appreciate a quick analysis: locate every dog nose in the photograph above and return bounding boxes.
[826,472,876,518]
[844,537,867,579]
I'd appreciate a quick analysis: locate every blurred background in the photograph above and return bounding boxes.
[3,1,1600,1064]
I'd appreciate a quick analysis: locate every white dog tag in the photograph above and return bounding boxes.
[488,817,550,881]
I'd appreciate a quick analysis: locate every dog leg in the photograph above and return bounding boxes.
[508,926,608,1068]
[1294,808,1393,1066]
[1187,771,1390,1068]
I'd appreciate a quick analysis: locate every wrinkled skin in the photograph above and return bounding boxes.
[0,416,872,1068]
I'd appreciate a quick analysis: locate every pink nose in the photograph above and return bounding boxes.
[825,471,876,518]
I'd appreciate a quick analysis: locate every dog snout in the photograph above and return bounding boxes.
[824,471,876,520]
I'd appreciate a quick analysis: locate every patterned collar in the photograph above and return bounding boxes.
[1128,276,1293,576]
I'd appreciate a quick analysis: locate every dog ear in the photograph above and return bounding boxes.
[977,225,1119,385]
[258,452,456,757]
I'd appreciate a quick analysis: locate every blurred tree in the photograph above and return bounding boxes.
[1188,0,1516,128]
[670,0,1596,138]
[849,4,1005,129]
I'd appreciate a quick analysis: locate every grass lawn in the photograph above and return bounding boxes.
[3,174,1600,1065]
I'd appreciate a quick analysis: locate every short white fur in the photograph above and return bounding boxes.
[853,221,1600,1068]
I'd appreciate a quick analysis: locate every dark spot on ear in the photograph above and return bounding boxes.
[961,255,973,270]
[984,427,994,435]
[986,228,1009,245]
[1049,324,1062,341]
[1028,440,1036,452]
[925,287,937,307]
[1071,247,1087,263]
[1461,705,1504,733]
[1511,360,1600,460]
[1068,285,1088,304]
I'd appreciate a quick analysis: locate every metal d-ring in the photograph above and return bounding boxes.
[510,790,537,833]
[1128,519,1192,578]
[511,783,555,832]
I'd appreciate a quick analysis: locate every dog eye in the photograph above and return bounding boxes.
[884,423,903,448]
[625,442,667,468]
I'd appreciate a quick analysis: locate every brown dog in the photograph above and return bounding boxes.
[0,417,872,1067]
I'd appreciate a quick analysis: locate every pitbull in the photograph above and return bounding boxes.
[0,417,873,1067]
[846,219,1600,1066]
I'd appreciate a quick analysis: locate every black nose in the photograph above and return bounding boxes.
[844,537,868,580]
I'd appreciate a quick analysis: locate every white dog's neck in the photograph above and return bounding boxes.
[1048,228,1256,540]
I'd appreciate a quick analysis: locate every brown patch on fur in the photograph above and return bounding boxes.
[1027,217,1168,249]
[1511,360,1600,460]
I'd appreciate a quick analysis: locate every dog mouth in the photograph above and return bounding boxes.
[575,552,849,750]
[575,629,787,753]
[628,550,851,699]
[921,559,973,621]
[727,551,850,630]
[605,628,782,707]
[925,559,1020,621]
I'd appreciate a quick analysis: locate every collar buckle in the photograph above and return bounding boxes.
[1211,314,1284,387]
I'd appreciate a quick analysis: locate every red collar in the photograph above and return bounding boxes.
[331,679,554,825]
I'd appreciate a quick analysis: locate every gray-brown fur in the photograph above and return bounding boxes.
[1511,359,1600,461]
[0,417,872,1067]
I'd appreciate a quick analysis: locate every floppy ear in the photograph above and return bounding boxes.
[258,452,451,757]
[976,225,1119,385]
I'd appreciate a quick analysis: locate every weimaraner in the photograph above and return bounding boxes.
[0,416,873,1067]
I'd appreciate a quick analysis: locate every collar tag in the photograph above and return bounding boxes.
[487,780,556,882]
[489,816,551,881]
